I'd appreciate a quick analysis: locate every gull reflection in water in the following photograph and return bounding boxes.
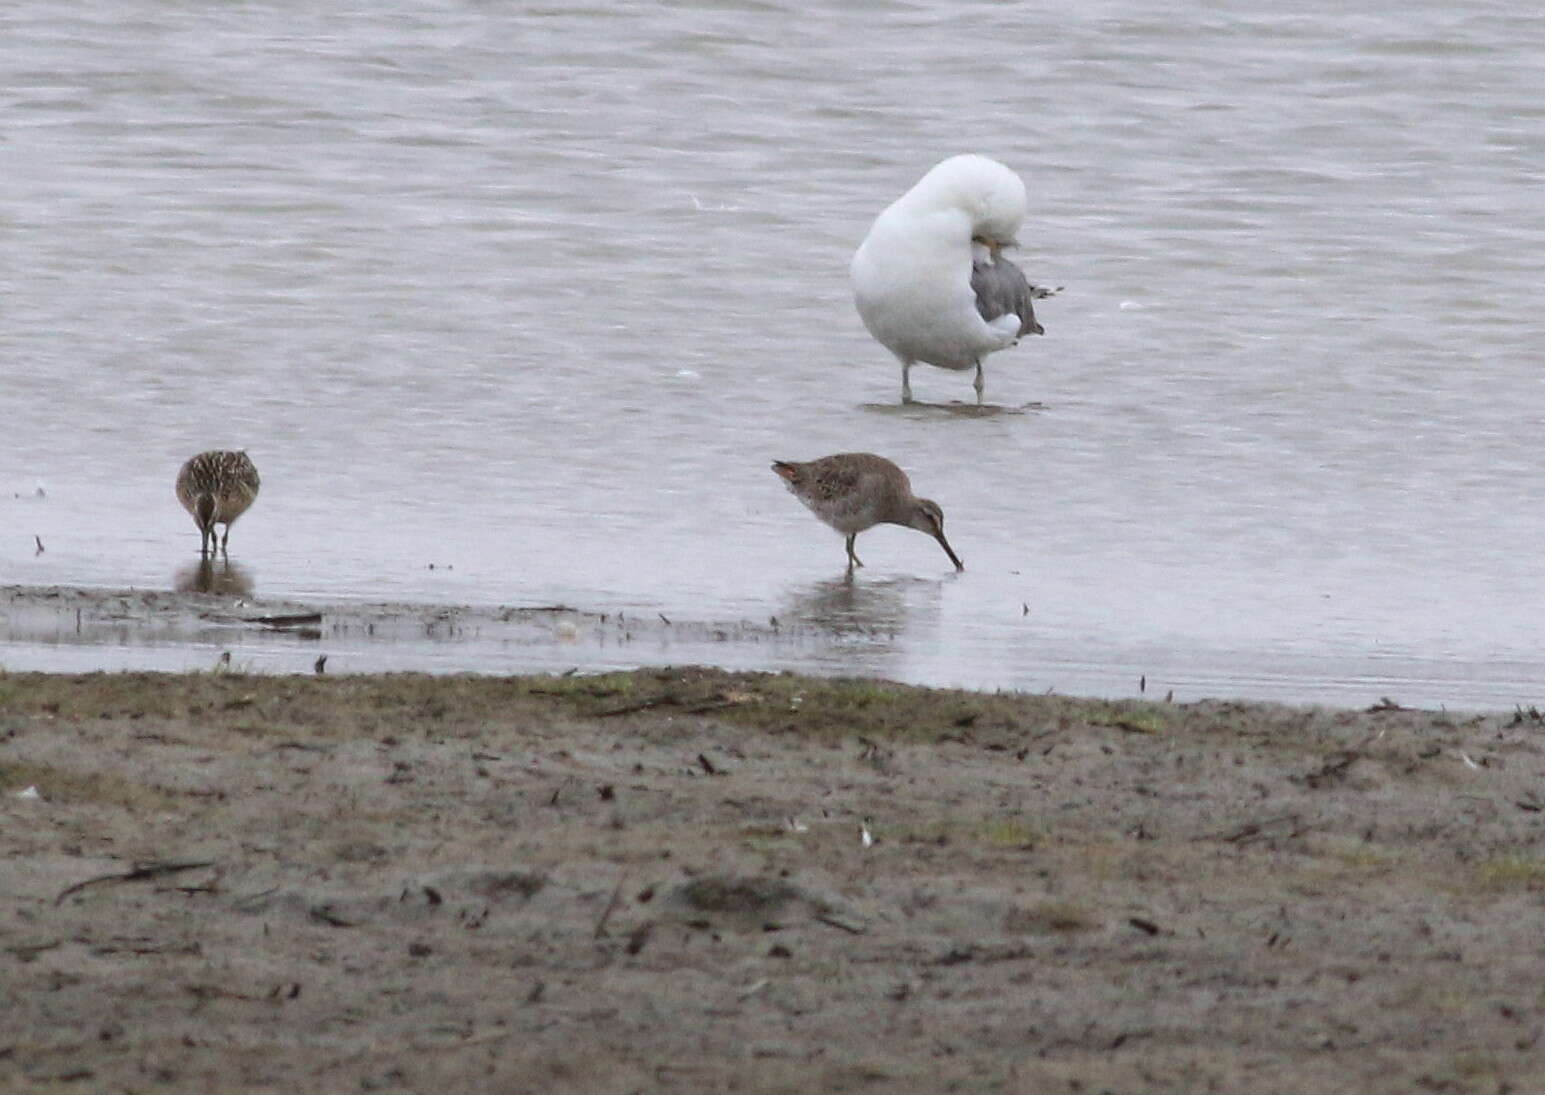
[173,557,254,597]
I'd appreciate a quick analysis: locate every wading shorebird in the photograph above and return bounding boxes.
[175,450,261,556]
[851,154,1056,404]
[772,452,963,574]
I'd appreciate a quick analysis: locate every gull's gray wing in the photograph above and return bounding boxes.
[972,255,1047,338]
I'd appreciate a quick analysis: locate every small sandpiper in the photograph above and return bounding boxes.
[175,450,261,555]
[772,452,963,574]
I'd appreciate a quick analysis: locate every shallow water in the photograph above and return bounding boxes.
[5,1,1545,708]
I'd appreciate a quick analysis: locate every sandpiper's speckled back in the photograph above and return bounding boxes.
[772,452,963,572]
[772,453,913,536]
[175,450,260,553]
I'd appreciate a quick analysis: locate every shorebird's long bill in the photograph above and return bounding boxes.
[934,531,964,572]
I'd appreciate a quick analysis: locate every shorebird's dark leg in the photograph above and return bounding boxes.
[901,363,914,404]
[845,534,865,571]
[973,361,985,404]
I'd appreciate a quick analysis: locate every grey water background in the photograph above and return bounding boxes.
[5,1,1545,708]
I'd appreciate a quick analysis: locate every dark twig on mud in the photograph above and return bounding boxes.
[5,938,62,960]
[596,695,678,718]
[242,613,323,629]
[597,692,744,719]
[548,776,577,807]
[1300,751,1359,789]
[1211,809,1310,846]
[1213,814,1307,844]
[594,876,627,939]
[308,904,356,928]
[814,912,866,935]
[55,860,215,906]
[625,921,654,955]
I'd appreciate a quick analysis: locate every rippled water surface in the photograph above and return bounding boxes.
[5,1,1545,707]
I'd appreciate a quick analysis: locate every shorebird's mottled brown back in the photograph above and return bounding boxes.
[175,450,261,552]
[773,452,917,533]
[772,452,962,572]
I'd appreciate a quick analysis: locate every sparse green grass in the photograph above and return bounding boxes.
[1311,835,1396,872]
[518,671,643,700]
[0,760,179,812]
[1085,702,1173,735]
[1441,1050,1509,1093]
[888,815,1045,850]
[1473,855,1545,892]
[0,663,1414,758]
[1003,900,1102,934]
[977,817,1047,848]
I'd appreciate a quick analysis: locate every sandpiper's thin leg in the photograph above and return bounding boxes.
[973,362,985,404]
[901,363,914,404]
[220,526,230,553]
[845,534,864,570]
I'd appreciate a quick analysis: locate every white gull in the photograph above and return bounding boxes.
[851,154,1053,404]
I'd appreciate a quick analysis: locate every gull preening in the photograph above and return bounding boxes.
[175,450,261,556]
[852,154,1055,404]
[773,452,963,575]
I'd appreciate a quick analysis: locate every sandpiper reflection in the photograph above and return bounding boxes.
[780,576,915,640]
[173,556,254,597]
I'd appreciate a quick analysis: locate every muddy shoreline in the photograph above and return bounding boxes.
[0,582,859,683]
[10,582,1544,714]
[1,582,787,651]
[3,663,1543,1092]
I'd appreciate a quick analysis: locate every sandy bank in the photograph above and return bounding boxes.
[2,667,1543,1092]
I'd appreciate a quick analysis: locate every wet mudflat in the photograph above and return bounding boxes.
[2,667,1543,1093]
[0,584,797,679]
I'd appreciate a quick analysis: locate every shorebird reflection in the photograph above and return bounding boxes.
[781,576,913,639]
[173,556,254,597]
